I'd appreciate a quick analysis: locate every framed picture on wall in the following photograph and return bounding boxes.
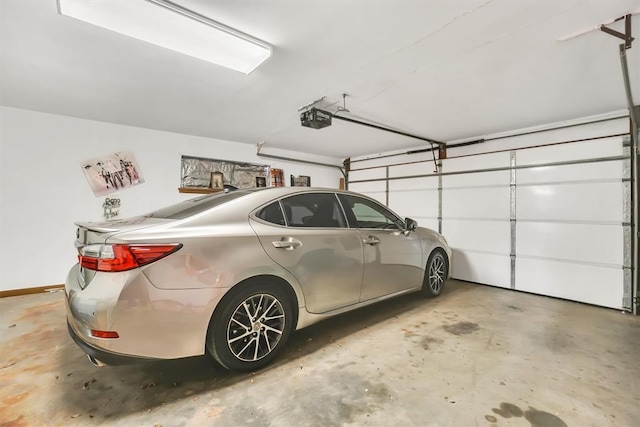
[255,176,267,187]
[210,171,224,190]
[291,175,311,187]
[81,151,145,197]
[270,168,284,187]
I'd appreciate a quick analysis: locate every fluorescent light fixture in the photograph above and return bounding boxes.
[57,0,272,74]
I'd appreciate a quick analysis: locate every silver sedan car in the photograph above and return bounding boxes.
[66,187,451,371]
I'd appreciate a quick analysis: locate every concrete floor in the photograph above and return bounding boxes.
[1,280,638,427]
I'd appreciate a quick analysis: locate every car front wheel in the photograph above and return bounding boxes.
[421,249,448,298]
[207,281,294,372]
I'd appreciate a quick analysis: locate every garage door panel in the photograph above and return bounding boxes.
[444,151,511,172]
[443,170,509,188]
[389,162,437,177]
[347,182,386,206]
[443,187,510,219]
[517,160,625,184]
[350,157,395,169]
[517,182,623,222]
[516,258,623,309]
[414,218,439,232]
[349,168,386,182]
[517,138,623,165]
[450,250,511,288]
[442,219,510,254]
[389,190,438,219]
[349,119,629,311]
[348,181,385,194]
[517,222,623,266]
[389,176,438,191]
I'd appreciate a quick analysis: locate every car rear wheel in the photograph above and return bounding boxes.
[207,281,294,372]
[421,249,448,298]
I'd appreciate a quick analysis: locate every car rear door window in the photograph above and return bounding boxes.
[281,193,346,228]
[256,202,286,226]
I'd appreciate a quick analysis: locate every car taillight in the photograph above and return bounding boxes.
[78,244,182,272]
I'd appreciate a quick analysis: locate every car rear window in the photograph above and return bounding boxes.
[150,191,251,219]
[281,193,346,228]
[256,202,285,225]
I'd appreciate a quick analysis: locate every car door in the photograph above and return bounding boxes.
[250,192,364,314]
[337,194,424,301]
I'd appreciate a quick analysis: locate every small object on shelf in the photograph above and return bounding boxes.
[210,172,224,190]
[256,176,267,187]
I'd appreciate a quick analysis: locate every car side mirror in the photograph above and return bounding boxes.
[405,218,417,232]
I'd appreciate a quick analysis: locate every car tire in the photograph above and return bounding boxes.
[207,280,295,372]
[421,249,448,298]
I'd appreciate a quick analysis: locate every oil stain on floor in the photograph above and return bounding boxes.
[443,321,480,335]
[488,402,567,427]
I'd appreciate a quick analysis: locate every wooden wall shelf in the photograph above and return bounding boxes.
[178,187,223,194]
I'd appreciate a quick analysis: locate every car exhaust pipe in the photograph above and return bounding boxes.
[87,354,106,367]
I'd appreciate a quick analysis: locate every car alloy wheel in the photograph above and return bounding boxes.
[208,280,295,372]
[429,253,445,293]
[227,293,285,362]
[422,250,447,298]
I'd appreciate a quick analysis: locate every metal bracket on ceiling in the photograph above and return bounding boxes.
[336,93,350,113]
[600,14,634,49]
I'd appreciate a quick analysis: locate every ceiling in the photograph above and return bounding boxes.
[1,0,639,159]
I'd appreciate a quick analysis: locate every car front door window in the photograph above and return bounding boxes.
[338,195,404,229]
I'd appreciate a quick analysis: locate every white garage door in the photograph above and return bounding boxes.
[347,115,632,310]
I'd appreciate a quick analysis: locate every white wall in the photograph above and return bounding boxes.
[0,106,342,291]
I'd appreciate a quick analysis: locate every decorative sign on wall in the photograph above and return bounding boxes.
[103,197,121,220]
[82,151,144,196]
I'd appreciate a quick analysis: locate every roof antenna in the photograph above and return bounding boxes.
[336,93,350,113]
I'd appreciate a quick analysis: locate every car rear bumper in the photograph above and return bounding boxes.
[66,321,154,365]
[65,263,227,361]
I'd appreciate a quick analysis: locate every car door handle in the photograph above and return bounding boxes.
[272,238,302,250]
[362,236,380,246]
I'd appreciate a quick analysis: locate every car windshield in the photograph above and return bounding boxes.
[150,190,252,219]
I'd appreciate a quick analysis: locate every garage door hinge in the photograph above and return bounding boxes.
[634,297,640,307]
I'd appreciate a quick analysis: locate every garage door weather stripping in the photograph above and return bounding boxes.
[56,0,272,74]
